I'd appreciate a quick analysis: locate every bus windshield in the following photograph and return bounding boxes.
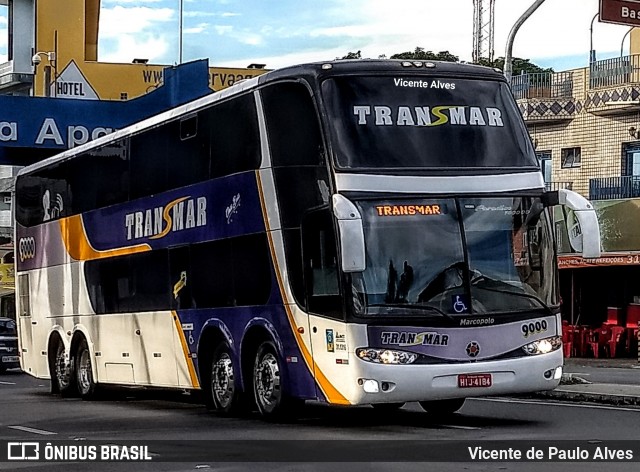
[350,197,557,317]
[322,75,538,170]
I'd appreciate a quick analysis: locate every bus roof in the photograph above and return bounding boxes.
[17,59,507,178]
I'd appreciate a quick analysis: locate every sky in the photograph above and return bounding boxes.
[0,0,637,71]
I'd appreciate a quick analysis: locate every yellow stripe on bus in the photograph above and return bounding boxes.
[172,311,200,389]
[255,171,349,405]
[59,215,151,261]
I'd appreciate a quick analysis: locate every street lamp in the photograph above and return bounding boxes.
[31,51,57,97]
[621,26,634,57]
[503,0,547,84]
[590,12,599,64]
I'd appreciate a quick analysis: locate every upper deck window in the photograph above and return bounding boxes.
[322,76,537,171]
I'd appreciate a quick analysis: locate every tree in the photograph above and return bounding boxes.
[477,57,553,75]
[337,47,552,76]
[390,47,459,62]
[339,51,362,60]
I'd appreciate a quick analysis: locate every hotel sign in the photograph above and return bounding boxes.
[600,0,640,27]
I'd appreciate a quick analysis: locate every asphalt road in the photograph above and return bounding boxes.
[1,369,640,472]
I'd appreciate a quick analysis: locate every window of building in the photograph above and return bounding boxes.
[536,150,552,186]
[561,147,581,168]
[623,144,640,177]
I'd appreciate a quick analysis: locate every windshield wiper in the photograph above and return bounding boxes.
[367,303,455,321]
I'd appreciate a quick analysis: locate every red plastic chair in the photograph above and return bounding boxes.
[585,328,600,358]
[606,326,625,358]
[561,322,572,357]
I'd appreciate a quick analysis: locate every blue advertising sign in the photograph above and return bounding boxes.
[0,60,212,165]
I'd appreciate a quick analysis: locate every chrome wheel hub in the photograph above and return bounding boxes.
[77,349,91,393]
[211,353,235,409]
[55,347,70,389]
[255,353,280,412]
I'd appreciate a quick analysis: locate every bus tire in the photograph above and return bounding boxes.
[207,342,242,414]
[418,398,465,415]
[252,340,300,421]
[75,338,99,400]
[51,340,76,396]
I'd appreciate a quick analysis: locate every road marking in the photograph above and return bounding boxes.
[0,381,16,385]
[8,426,57,435]
[438,424,481,430]
[472,397,640,413]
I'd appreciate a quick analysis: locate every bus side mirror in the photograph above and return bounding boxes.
[555,189,601,259]
[332,194,366,272]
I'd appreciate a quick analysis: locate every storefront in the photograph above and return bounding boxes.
[556,199,640,357]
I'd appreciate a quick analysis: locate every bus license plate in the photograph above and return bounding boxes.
[1,356,19,363]
[458,373,492,388]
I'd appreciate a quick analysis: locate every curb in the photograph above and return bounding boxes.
[515,374,640,406]
[530,389,640,406]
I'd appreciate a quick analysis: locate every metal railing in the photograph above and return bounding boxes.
[589,54,640,89]
[510,71,574,100]
[545,181,573,192]
[589,176,640,200]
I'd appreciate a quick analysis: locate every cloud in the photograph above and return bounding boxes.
[102,0,163,4]
[100,33,171,63]
[238,33,263,46]
[214,25,233,35]
[184,23,209,34]
[183,10,239,18]
[99,5,174,37]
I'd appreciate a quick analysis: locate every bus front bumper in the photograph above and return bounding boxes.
[346,349,563,405]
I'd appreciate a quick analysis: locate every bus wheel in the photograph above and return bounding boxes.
[208,343,241,414]
[253,341,298,421]
[75,339,98,400]
[372,402,405,411]
[51,342,75,396]
[419,398,465,415]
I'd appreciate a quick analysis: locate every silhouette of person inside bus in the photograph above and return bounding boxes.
[396,260,414,302]
[384,260,397,303]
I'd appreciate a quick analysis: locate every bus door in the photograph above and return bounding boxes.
[16,274,37,375]
[302,209,348,397]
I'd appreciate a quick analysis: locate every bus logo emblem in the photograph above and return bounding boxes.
[466,341,480,358]
[18,237,36,262]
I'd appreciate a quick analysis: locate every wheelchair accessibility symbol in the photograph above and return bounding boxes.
[452,295,469,313]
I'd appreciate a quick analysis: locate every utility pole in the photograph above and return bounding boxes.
[179,0,184,64]
[472,0,495,63]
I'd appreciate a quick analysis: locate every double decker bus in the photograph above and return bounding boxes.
[14,60,600,419]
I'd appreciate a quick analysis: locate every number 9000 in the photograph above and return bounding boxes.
[521,320,548,337]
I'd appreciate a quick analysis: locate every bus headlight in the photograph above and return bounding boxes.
[522,336,562,355]
[356,348,418,364]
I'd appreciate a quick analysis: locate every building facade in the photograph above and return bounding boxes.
[513,30,640,357]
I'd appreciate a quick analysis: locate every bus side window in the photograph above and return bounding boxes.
[302,209,343,319]
[261,81,331,309]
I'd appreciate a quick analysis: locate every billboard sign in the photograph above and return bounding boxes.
[0,60,212,166]
[600,0,640,27]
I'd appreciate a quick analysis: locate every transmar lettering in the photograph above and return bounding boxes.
[353,105,504,127]
[125,196,207,241]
